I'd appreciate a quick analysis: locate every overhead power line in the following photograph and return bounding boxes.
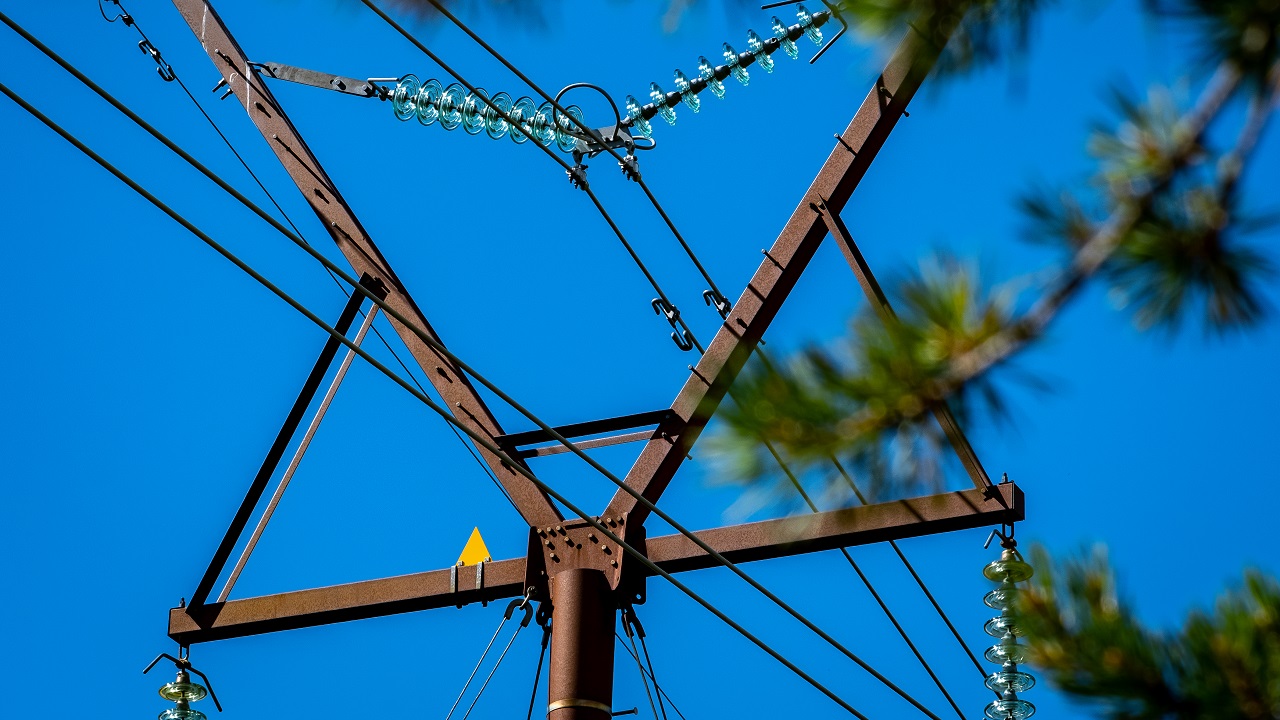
[0,79,870,718]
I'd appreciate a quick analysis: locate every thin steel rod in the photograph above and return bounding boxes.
[446,612,509,720]
[525,626,551,720]
[616,634,688,720]
[3,84,867,718]
[217,306,380,603]
[622,622,661,720]
[764,443,962,720]
[832,457,991,682]
[460,619,527,720]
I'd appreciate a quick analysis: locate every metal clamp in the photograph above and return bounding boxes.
[702,288,732,319]
[652,298,694,351]
[137,39,175,82]
[450,559,487,608]
[548,698,612,715]
[143,650,223,712]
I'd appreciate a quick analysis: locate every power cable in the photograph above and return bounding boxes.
[615,633,689,720]
[15,16,952,712]
[420,0,735,317]
[621,607,663,720]
[832,456,991,682]
[359,0,705,353]
[764,443,969,720]
[0,8,523,517]
[1,81,869,718]
[402,8,983,707]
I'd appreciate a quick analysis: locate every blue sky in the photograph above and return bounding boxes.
[2,1,1277,719]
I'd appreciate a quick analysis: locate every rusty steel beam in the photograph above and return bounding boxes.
[816,200,993,491]
[170,0,562,528]
[169,484,1019,644]
[603,25,948,525]
[645,483,1021,574]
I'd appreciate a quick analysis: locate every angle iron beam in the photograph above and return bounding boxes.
[495,410,674,449]
[169,483,1019,644]
[817,200,992,490]
[189,274,380,607]
[169,0,562,528]
[603,25,946,524]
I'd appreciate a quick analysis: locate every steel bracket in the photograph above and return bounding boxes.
[256,60,386,98]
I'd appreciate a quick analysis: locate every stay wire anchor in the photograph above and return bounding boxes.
[652,298,694,351]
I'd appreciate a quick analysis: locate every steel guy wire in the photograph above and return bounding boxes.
[622,607,669,720]
[97,2,523,517]
[457,599,533,720]
[1,9,524,518]
[614,632,689,720]
[832,456,992,683]
[360,0,705,353]
[9,27,932,714]
[621,608,662,720]
[446,600,517,720]
[764,442,965,720]
[3,81,869,718]
[525,623,551,720]
[418,0,736,319]
[29,34,921,711]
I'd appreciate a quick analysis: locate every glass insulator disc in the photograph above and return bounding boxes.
[985,583,1019,610]
[796,4,823,45]
[508,96,537,144]
[723,43,749,85]
[985,613,1023,638]
[985,640,1030,665]
[530,101,558,146]
[673,69,700,112]
[624,95,652,139]
[415,78,442,126]
[392,74,420,121]
[985,699,1036,720]
[159,682,207,702]
[650,83,676,125]
[555,105,584,152]
[438,83,466,131]
[460,88,488,135]
[773,16,799,59]
[985,557,1034,583]
[747,30,774,72]
[986,670,1036,693]
[698,56,726,99]
[485,91,512,139]
[159,709,207,720]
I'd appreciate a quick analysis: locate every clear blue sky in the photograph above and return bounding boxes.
[2,1,1277,719]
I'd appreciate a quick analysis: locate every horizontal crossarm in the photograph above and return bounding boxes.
[169,484,1021,644]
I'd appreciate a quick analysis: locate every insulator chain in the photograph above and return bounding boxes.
[391,75,584,152]
[623,3,830,138]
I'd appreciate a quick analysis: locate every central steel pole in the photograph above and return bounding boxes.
[548,569,616,720]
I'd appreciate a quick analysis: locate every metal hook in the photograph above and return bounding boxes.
[652,298,694,351]
[98,0,133,24]
[703,288,731,319]
[809,0,849,64]
[137,39,175,82]
[503,596,534,627]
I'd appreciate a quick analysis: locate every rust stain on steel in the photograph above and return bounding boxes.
[170,0,562,529]
[169,485,1019,645]
[169,558,527,645]
[603,25,944,526]
[645,484,1022,574]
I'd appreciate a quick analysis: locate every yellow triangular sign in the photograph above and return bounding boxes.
[457,527,492,566]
